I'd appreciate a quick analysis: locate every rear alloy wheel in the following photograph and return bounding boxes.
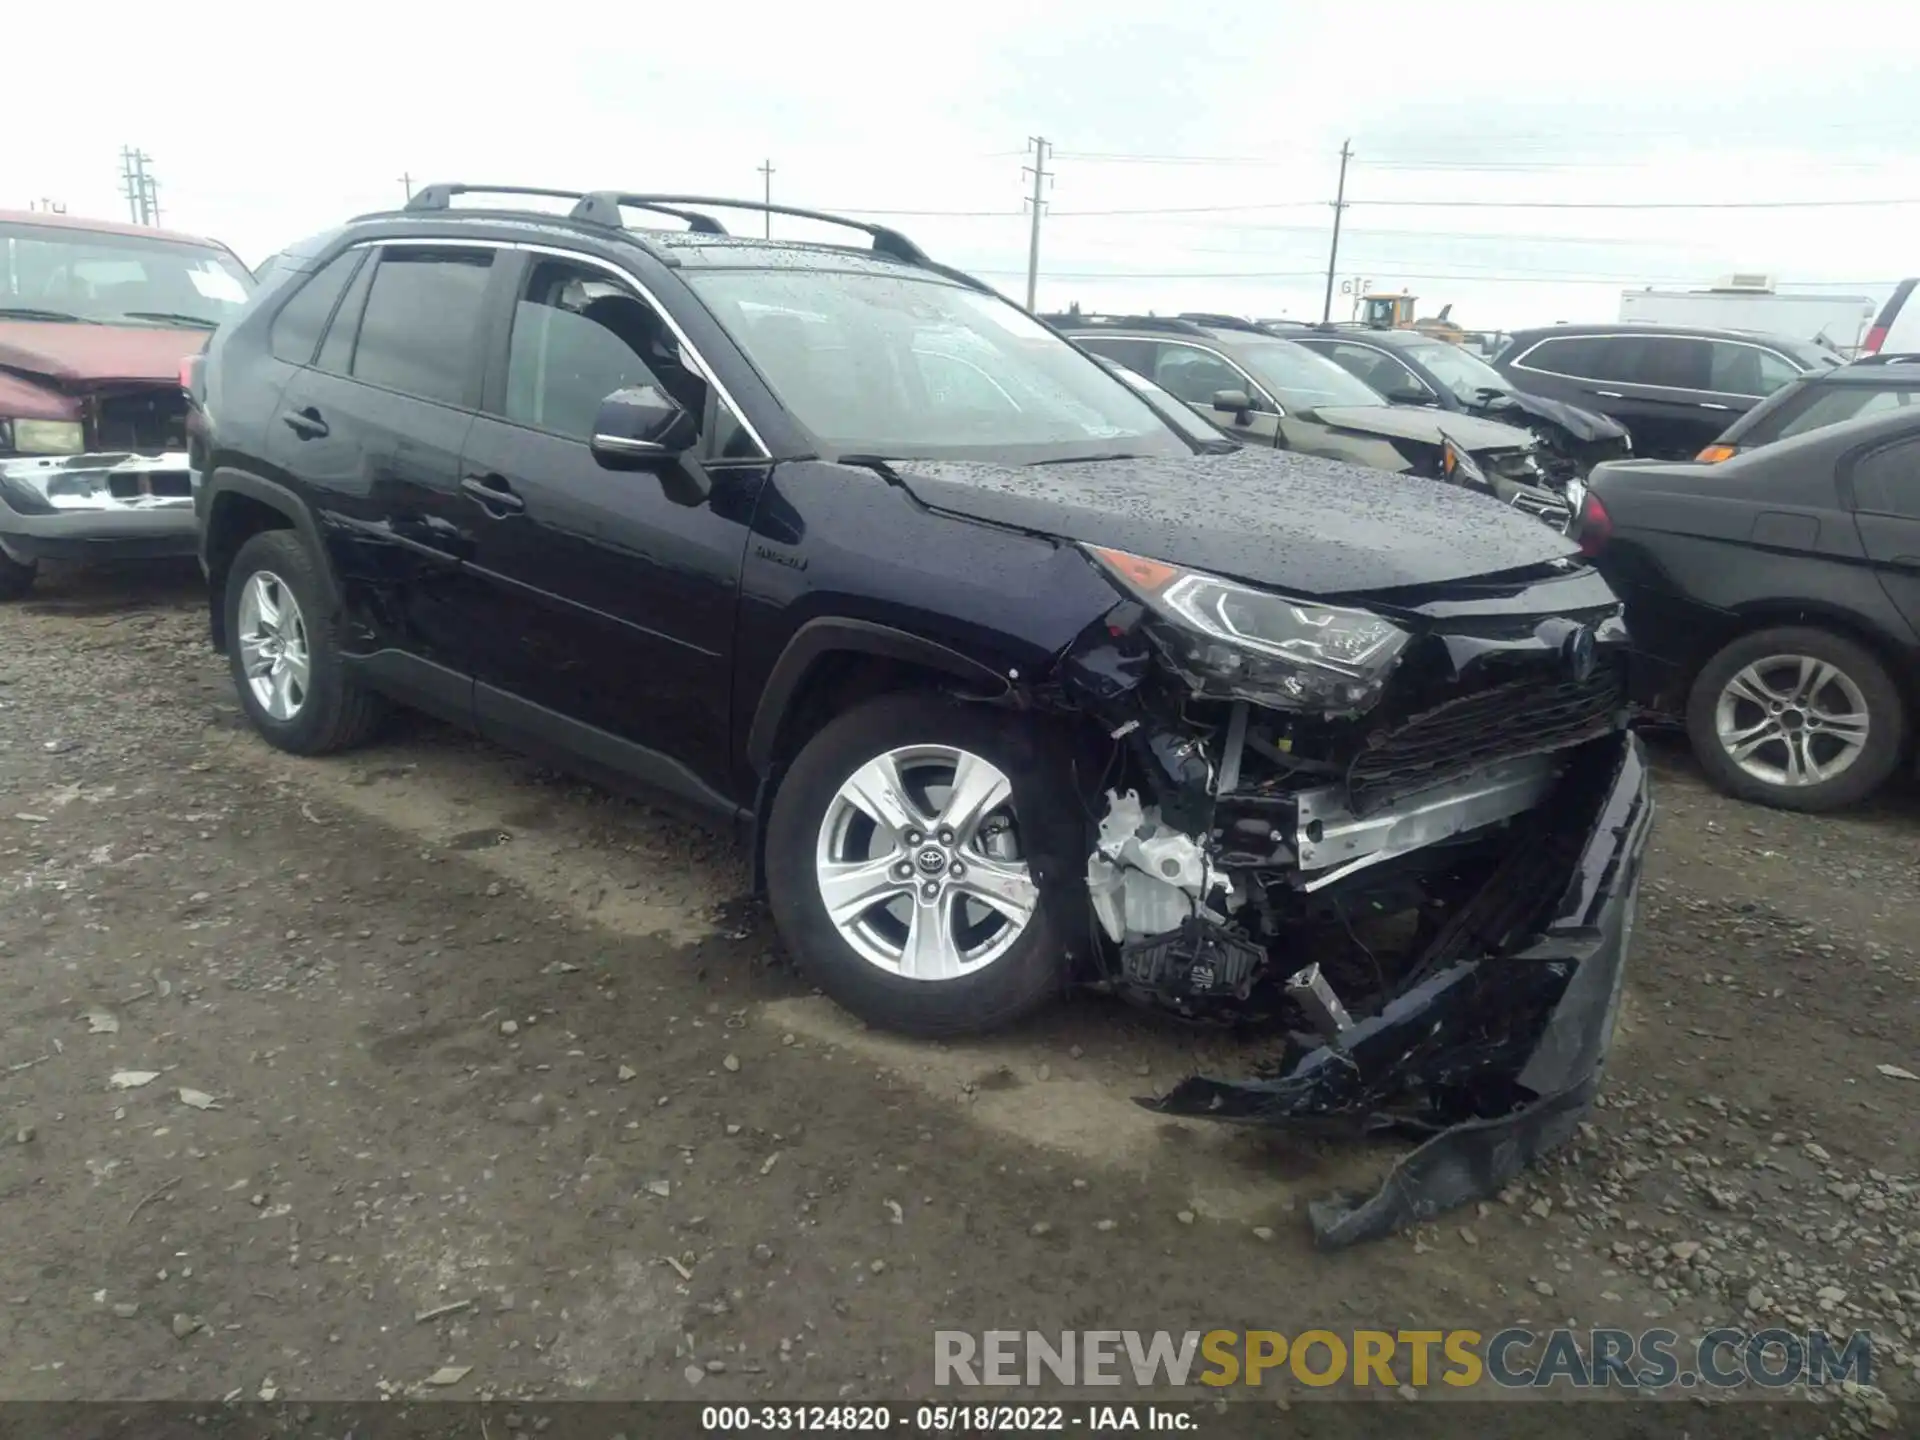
[1686,627,1905,812]
[223,529,385,755]
[764,693,1082,1037]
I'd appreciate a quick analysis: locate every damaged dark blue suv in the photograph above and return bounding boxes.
[188,185,1651,1244]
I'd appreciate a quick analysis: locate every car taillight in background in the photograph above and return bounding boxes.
[1863,325,1890,355]
[1573,490,1613,557]
[1695,443,1739,463]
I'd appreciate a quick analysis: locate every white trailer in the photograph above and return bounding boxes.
[1618,281,1876,353]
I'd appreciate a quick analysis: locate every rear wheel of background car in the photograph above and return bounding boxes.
[1686,626,1905,813]
[223,529,384,755]
[0,548,35,601]
[764,692,1084,1038]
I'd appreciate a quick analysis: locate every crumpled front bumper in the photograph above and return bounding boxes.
[0,451,198,563]
[1146,732,1653,1248]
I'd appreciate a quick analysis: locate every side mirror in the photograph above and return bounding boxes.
[1211,388,1253,422]
[589,385,700,469]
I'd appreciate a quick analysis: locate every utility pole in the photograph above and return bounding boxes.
[757,159,775,237]
[120,147,146,224]
[1022,136,1051,312]
[399,172,414,202]
[1320,139,1352,325]
[144,169,161,228]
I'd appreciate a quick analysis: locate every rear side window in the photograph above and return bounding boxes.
[267,251,361,365]
[1851,437,1920,518]
[1608,336,1710,390]
[1517,336,1610,380]
[348,249,493,405]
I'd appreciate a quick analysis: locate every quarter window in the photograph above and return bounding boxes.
[1851,437,1920,519]
[348,248,493,406]
[267,251,362,366]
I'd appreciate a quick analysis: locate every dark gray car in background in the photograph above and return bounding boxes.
[1493,322,1841,462]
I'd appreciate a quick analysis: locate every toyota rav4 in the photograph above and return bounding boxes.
[190,185,1651,1244]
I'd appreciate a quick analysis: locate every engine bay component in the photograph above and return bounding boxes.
[1086,789,1226,942]
[1284,962,1353,1037]
[1122,918,1264,1003]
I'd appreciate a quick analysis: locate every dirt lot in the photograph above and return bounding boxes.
[0,559,1915,1431]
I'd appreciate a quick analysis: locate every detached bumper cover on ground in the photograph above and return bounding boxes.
[1148,734,1653,1248]
[0,451,198,563]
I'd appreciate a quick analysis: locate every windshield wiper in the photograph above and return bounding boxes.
[0,306,95,324]
[117,311,220,330]
[1031,452,1147,466]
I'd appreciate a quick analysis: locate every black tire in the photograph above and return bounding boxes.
[224,529,384,755]
[764,692,1085,1038]
[0,548,35,601]
[1685,626,1905,813]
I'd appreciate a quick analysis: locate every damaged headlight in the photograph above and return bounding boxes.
[1086,546,1410,715]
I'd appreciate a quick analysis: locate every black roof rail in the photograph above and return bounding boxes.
[1847,352,1920,367]
[388,184,994,292]
[1037,311,1211,336]
[1176,312,1282,335]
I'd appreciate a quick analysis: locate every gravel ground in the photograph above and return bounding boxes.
[0,558,1915,1434]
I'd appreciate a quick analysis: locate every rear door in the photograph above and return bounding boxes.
[1846,431,1920,638]
[454,250,770,810]
[268,242,499,713]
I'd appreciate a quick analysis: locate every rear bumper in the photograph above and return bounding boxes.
[0,452,198,563]
[1149,732,1653,1247]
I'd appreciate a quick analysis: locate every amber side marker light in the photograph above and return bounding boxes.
[1695,444,1739,463]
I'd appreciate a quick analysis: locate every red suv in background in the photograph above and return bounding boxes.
[0,210,254,598]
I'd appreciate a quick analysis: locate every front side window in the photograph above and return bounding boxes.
[0,220,254,330]
[502,260,679,441]
[349,249,492,405]
[686,269,1190,462]
[1396,338,1512,404]
[1230,340,1386,411]
[1151,345,1258,408]
[1316,342,1423,398]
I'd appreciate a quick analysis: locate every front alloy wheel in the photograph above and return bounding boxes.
[764,693,1079,1037]
[816,744,1039,981]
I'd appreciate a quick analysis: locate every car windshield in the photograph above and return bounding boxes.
[0,221,254,330]
[685,269,1191,462]
[1231,340,1387,411]
[1397,337,1514,404]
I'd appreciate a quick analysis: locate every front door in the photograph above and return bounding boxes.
[456,252,769,810]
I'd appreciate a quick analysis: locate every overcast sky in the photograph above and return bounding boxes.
[8,0,1919,332]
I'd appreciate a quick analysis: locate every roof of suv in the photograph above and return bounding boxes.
[344,184,988,290]
[1812,355,1920,384]
[1502,320,1819,347]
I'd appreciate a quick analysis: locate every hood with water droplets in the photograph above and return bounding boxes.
[893,448,1578,597]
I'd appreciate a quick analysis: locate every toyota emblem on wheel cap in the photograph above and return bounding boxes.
[916,847,947,875]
